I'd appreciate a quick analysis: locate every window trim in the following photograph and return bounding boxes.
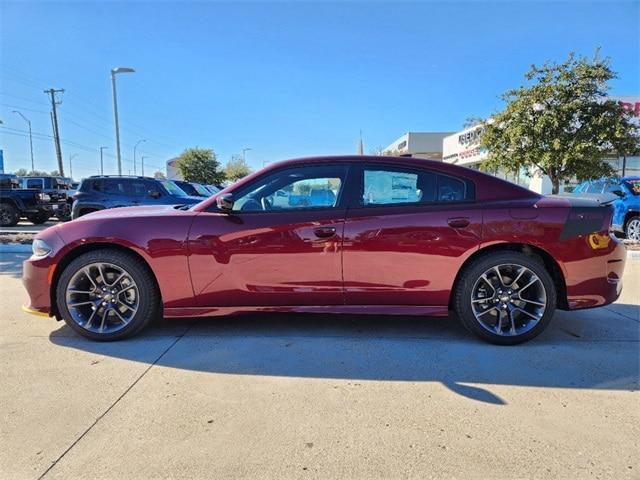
[208,163,353,214]
[347,163,476,210]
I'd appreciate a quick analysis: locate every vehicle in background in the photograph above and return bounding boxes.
[19,176,73,222]
[23,156,626,344]
[71,176,203,220]
[573,176,640,240]
[172,180,213,197]
[0,174,54,226]
[204,184,220,195]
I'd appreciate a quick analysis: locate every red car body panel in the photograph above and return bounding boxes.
[22,156,626,320]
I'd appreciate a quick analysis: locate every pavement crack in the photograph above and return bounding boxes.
[37,323,194,480]
[602,306,640,323]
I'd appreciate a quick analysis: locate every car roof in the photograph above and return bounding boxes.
[192,155,541,212]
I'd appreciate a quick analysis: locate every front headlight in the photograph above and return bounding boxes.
[36,192,51,202]
[32,239,52,257]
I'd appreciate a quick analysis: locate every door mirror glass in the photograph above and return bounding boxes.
[217,194,234,211]
[610,189,625,198]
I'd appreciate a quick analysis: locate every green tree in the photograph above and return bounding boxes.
[175,148,225,185]
[153,171,166,180]
[480,51,639,194]
[224,155,252,182]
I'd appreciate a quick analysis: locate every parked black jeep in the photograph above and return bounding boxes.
[20,176,73,221]
[0,174,54,226]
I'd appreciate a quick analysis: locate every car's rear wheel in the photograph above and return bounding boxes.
[0,203,20,226]
[56,249,160,341]
[625,216,640,241]
[453,251,556,345]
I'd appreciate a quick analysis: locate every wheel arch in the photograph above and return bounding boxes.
[50,242,162,319]
[449,242,568,310]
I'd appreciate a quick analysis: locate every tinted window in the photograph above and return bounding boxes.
[362,167,470,206]
[103,179,129,194]
[26,179,43,189]
[231,165,348,212]
[586,181,604,193]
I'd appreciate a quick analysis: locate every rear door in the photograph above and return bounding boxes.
[342,164,482,306]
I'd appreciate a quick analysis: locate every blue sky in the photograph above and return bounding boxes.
[1,1,638,178]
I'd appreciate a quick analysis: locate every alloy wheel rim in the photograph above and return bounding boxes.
[65,262,139,334]
[470,263,547,337]
[628,219,640,241]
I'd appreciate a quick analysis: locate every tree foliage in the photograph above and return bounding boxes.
[13,168,60,177]
[153,171,166,179]
[224,155,252,182]
[479,51,639,193]
[175,148,225,185]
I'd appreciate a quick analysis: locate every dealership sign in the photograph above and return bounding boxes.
[443,125,488,165]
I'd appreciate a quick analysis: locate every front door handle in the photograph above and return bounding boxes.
[313,226,337,238]
[447,217,470,228]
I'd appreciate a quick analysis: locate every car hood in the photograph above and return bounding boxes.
[75,204,191,221]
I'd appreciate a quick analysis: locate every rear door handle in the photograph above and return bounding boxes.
[447,217,470,228]
[313,227,337,238]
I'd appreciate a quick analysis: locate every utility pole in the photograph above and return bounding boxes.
[69,154,78,179]
[133,139,145,175]
[141,156,148,176]
[99,146,108,175]
[44,88,65,176]
[110,67,135,176]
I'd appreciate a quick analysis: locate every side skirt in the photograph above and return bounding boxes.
[163,305,450,318]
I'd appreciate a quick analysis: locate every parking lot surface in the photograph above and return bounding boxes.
[0,251,638,479]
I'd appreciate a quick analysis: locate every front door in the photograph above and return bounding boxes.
[188,164,350,307]
[342,164,482,306]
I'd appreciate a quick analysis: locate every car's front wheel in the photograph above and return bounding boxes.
[453,251,556,345]
[56,249,160,341]
[0,203,20,226]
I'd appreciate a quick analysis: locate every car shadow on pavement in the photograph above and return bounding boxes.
[48,309,640,405]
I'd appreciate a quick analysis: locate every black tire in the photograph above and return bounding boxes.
[0,203,20,227]
[26,211,50,225]
[625,215,640,241]
[452,251,557,345]
[56,249,160,341]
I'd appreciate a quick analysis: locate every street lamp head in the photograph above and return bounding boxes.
[111,67,135,75]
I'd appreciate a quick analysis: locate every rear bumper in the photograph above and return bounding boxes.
[563,236,627,310]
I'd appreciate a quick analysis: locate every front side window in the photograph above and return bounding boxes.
[231,165,347,212]
[103,179,128,194]
[586,181,604,194]
[362,167,470,206]
[162,181,188,196]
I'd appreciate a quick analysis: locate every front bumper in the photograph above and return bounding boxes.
[22,254,56,316]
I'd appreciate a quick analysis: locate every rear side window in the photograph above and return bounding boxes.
[361,166,473,206]
[26,179,43,189]
[586,181,604,193]
[103,179,129,194]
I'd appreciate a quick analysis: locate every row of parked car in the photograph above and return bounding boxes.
[0,173,220,227]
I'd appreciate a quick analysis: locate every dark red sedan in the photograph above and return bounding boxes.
[22,156,626,344]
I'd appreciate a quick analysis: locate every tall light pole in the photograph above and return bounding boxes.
[12,110,35,172]
[141,156,149,176]
[133,139,146,175]
[110,67,135,176]
[69,153,78,179]
[99,146,108,175]
[241,147,252,163]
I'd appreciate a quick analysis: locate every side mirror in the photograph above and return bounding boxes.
[148,190,161,199]
[611,189,625,198]
[216,194,234,211]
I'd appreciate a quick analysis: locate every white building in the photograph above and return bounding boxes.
[384,132,454,160]
[166,158,182,180]
[441,97,640,194]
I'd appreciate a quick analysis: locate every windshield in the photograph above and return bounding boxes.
[162,180,189,197]
[624,179,640,196]
[193,183,211,196]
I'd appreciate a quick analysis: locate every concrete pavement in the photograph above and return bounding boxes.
[0,251,638,479]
